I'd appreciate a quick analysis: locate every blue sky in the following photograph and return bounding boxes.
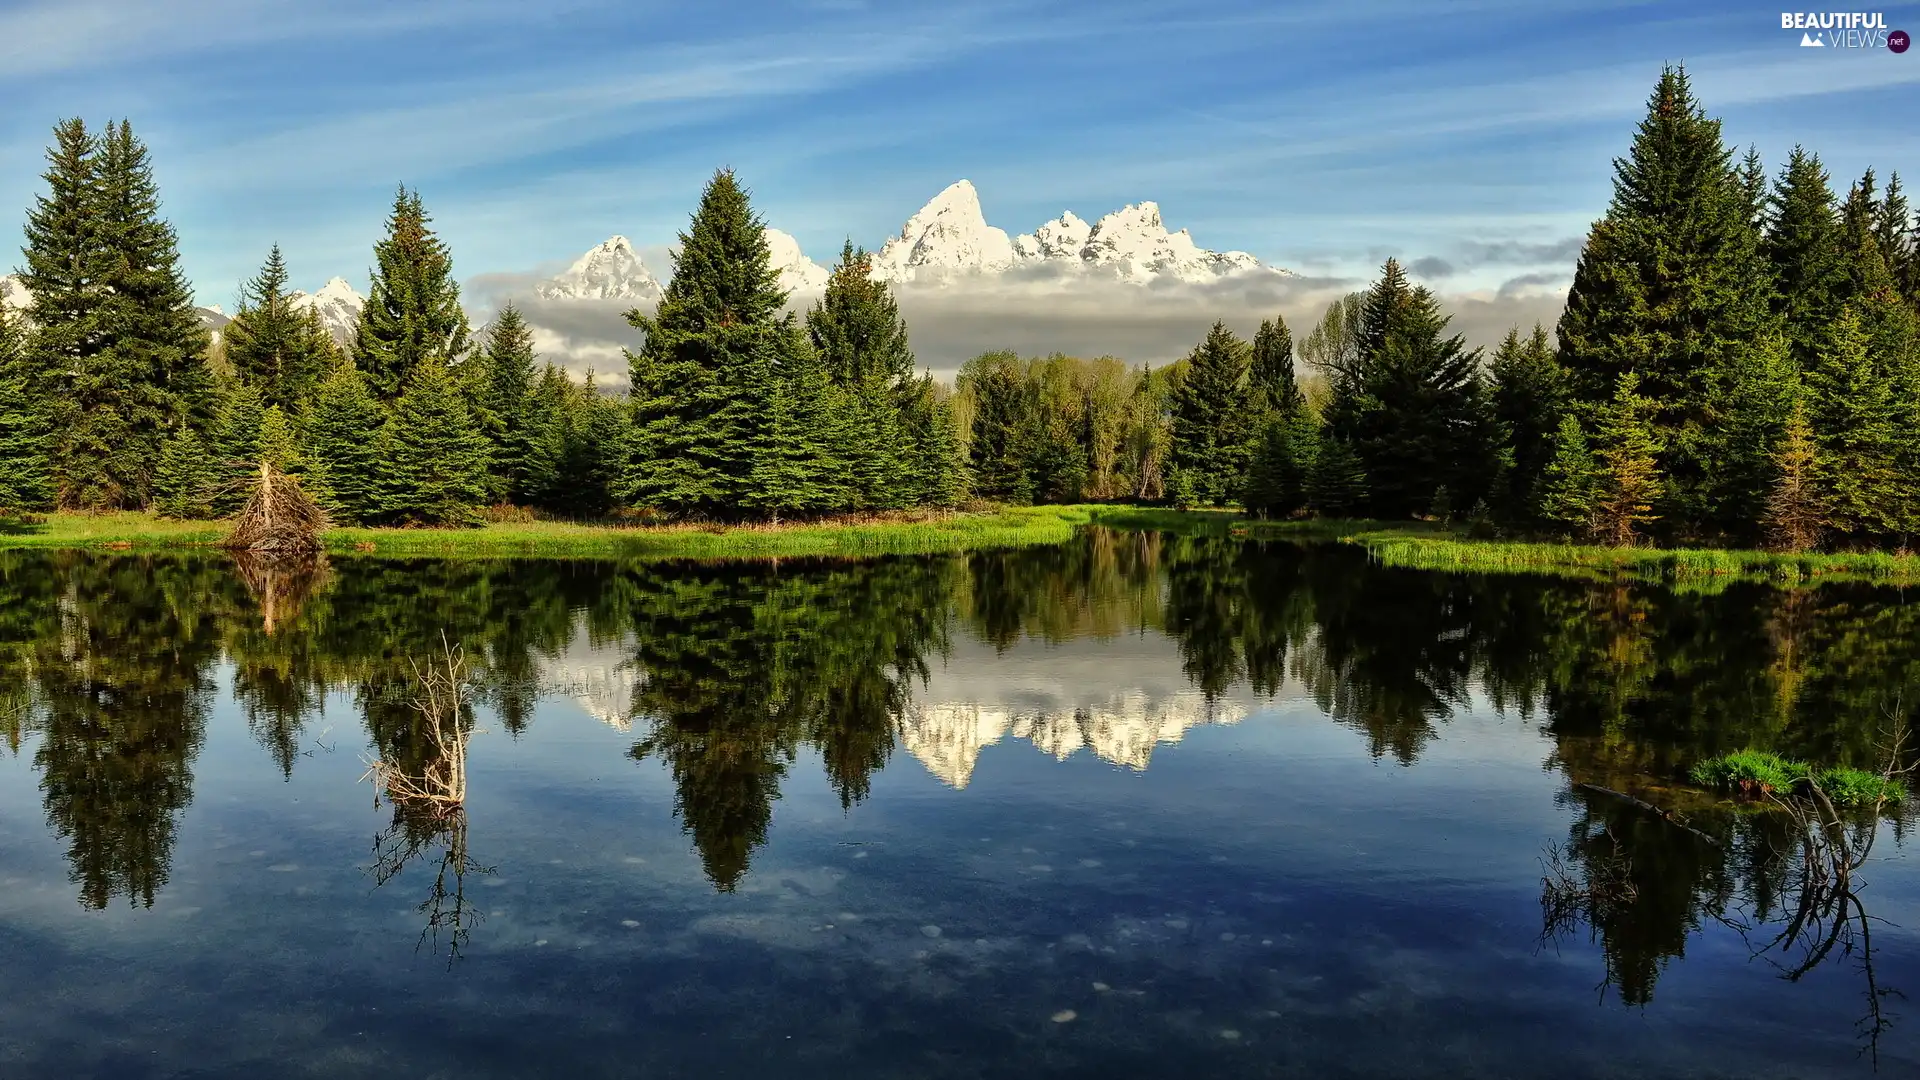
[2,0,1916,313]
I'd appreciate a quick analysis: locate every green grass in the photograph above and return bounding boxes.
[1356,534,1920,585]
[0,506,1095,560]
[1689,750,1907,807]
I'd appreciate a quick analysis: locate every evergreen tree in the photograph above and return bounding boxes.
[1763,396,1825,553]
[1169,321,1252,504]
[210,382,265,514]
[1536,414,1600,536]
[964,352,1035,502]
[303,360,386,524]
[524,364,572,513]
[20,119,209,509]
[742,342,826,523]
[224,245,334,412]
[807,242,918,509]
[900,376,965,508]
[555,373,624,519]
[1872,172,1912,302]
[0,309,53,513]
[476,305,542,504]
[1590,373,1665,547]
[1489,323,1568,523]
[257,405,298,472]
[1337,263,1497,519]
[1805,306,1903,542]
[1557,67,1778,535]
[1307,436,1368,518]
[623,170,789,518]
[1247,315,1302,417]
[372,361,491,526]
[1763,147,1845,369]
[353,187,470,403]
[1243,410,1316,519]
[152,428,212,519]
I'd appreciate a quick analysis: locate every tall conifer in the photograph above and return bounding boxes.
[372,360,491,526]
[623,169,789,517]
[353,187,470,402]
[1806,306,1903,542]
[1169,321,1252,505]
[303,360,385,524]
[1590,373,1664,547]
[225,245,334,412]
[0,309,52,513]
[1557,67,1778,535]
[1763,148,1845,369]
[1489,324,1567,523]
[477,305,542,504]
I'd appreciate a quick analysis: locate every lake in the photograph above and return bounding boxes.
[1,529,1916,1078]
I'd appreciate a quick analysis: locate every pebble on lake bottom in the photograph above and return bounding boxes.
[1220,1030,1241,1041]
[1092,982,1110,992]
[920,925,942,938]
[621,920,640,928]
[1051,1010,1077,1023]
[1220,932,1235,941]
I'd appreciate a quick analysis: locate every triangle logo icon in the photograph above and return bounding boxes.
[1801,31,1825,46]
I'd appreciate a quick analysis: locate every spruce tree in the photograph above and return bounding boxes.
[152,428,213,519]
[477,305,542,504]
[1763,147,1845,369]
[524,364,571,512]
[1872,172,1912,301]
[555,373,624,519]
[1247,315,1302,417]
[742,342,824,523]
[1557,67,1778,535]
[1806,306,1903,542]
[1590,373,1664,547]
[806,242,917,509]
[1169,321,1252,505]
[0,308,53,513]
[964,352,1034,502]
[224,245,334,412]
[210,382,266,514]
[1536,414,1599,536]
[623,169,788,518]
[1489,323,1567,524]
[372,360,491,526]
[900,376,965,508]
[1763,396,1825,553]
[353,187,470,403]
[1243,411,1313,519]
[1307,436,1368,518]
[303,360,386,524]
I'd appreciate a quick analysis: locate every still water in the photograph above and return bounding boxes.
[0,530,1916,1078]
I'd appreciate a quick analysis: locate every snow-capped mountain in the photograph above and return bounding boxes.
[288,277,365,346]
[764,228,830,293]
[899,691,1248,789]
[535,235,661,302]
[871,179,1281,285]
[538,229,827,302]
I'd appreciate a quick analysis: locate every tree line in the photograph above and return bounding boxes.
[4,68,1917,545]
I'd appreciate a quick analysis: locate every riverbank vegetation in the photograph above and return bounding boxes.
[1688,750,1906,806]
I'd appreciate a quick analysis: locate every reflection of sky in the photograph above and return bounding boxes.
[0,653,1917,1077]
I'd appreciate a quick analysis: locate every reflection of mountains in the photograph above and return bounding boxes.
[900,692,1247,787]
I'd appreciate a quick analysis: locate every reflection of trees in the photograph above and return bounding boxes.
[24,554,220,908]
[625,557,955,889]
[367,803,492,966]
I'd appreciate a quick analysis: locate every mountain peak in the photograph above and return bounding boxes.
[764,228,829,293]
[537,237,661,302]
[289,277,366,346]
[873,179,1016,280]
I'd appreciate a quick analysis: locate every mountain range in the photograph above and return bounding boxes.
[1,179,1287,354]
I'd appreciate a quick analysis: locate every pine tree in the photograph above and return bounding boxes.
[1590,373,1664,547]
[1806,306,1903,543]
[0,308,53,513]
[623,170,788,518]
[210,382,266,514]
[1243,411,1315,519]
[1763,396,1825,553]
[1873,173,1912,299]
[1247,315,1302,417]
[742,341,825,523]
[555,373,624,519]
[524,364,571,512]
[1169,321,1253,505]
[964,352,1035,502]
[224,245,334,412]
[1489,323,1567,523]
[1536,414,1599,536]
[353,187,470,403]
[372,360,491,526]
[899,376,965,508]
[1557,67,1778,535]
[806,242,918,509]
[476,305,543,504]
[20,119,209,509]
[1307,436,1368,518]
[1337,263,1498,519]
[152,428,213,519]
[1763,147,1845,369]
[303,360,386,524]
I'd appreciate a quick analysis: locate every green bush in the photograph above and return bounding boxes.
[1689,750,1804,794]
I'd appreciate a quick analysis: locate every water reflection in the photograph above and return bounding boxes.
[0,534,1915,1016]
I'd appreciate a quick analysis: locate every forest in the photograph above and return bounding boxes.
[1,66,1917,551]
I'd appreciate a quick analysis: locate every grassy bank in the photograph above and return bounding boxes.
[0,506,1096,559]
[1357,533,1920,584]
